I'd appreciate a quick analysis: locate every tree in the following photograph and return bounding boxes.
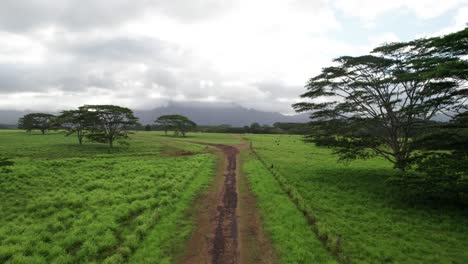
[293,28,468,171]
[154,115,173,135]
[18,113,55,135]
[154,115,196,137]
[56,109,93,145]
[80,105,139,148]
[249,122,261,134]
[389,111,468,204]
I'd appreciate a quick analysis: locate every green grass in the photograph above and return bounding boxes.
[243,151,337,264]
[3,129,466,263]
[129,160,214,264]
[245,134,468,264]
[0,130,216,263]
[156,131,241,145]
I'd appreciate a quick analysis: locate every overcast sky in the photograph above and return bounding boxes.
[0,0,467,114]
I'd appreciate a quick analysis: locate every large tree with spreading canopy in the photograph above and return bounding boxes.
[294,27,468,171]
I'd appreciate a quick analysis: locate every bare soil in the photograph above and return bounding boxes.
[181,142,275,264]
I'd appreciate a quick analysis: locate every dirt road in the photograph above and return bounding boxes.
[181,143,275,264]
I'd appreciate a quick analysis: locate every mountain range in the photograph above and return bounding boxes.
[0,102,310,127]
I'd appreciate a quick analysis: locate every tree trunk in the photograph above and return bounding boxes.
[41,129,45,135]
[394,154,407,172]
[78,131,83,145]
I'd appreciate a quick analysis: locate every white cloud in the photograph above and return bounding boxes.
[0,31,47,64]
[430,7,468,36]
[334,0,467,22]
[0,0,466,115]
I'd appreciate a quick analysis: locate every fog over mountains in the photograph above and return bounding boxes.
[0,102,310,127]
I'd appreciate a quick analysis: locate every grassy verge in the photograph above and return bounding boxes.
[246,134,468,263]
[242,151,337,264]
[0,130,216,263]
[129,155,216,263]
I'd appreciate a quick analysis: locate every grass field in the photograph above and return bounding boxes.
[0,130,216,263]
[245,134,468,263]
[1,130,467,263]
[242,151,337,264]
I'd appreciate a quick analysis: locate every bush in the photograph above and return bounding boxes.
[388,153,468,205]
[0,157,14,173]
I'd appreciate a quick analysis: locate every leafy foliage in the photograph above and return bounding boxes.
[389,112,468,204]
[80,105,139,148]
[154,115,197,137]
[56,109,94,145]
[294,27,468,171]
[18,113,56,135]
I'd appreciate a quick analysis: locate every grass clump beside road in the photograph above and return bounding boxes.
[246,134,468,263]
[129,157,215,264]
[243,151,336,264]
[0,130,215,263]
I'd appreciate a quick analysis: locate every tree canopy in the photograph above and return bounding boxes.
[56,109,93,145]
[80,105,139,147]
[18,113,56,135]
[155,115,197,137]
[294,27,468,171]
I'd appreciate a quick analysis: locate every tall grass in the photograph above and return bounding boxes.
[0,130,215,263]
[246,134,468,263]
[243,151,337,263]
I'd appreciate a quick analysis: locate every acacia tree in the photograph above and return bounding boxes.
[154,115,196,137]
[18,113,56,135]
[80,105,139,148]
[56,109,93,145]
[154,115,172,135]
[294,28,467,171]
[394,111,468,202]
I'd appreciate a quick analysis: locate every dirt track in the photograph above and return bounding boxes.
[181,143,275,264]
[211,145,239,264]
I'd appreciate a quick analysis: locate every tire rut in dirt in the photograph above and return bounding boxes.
[211,145,239,264]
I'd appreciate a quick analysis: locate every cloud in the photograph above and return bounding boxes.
[333,0,467,22]
[0,0,466,115]
[0,0,234,33]
[430,7,468,36]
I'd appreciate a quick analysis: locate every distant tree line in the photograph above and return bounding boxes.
[18,105,139,148]
[143,122,313,135]
[295,27,468,205]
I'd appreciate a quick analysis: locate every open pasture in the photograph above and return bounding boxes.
[1,130,467,264]
[0,130,216,263]
[245,134,468,263]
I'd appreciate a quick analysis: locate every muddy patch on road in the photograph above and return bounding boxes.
[211,145,239,264]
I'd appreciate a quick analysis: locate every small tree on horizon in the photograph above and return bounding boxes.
[56,109,93,145]
[18,113,56,135]
[81,105,139,148]
[154,115,197,137]
[154,115,172,135]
